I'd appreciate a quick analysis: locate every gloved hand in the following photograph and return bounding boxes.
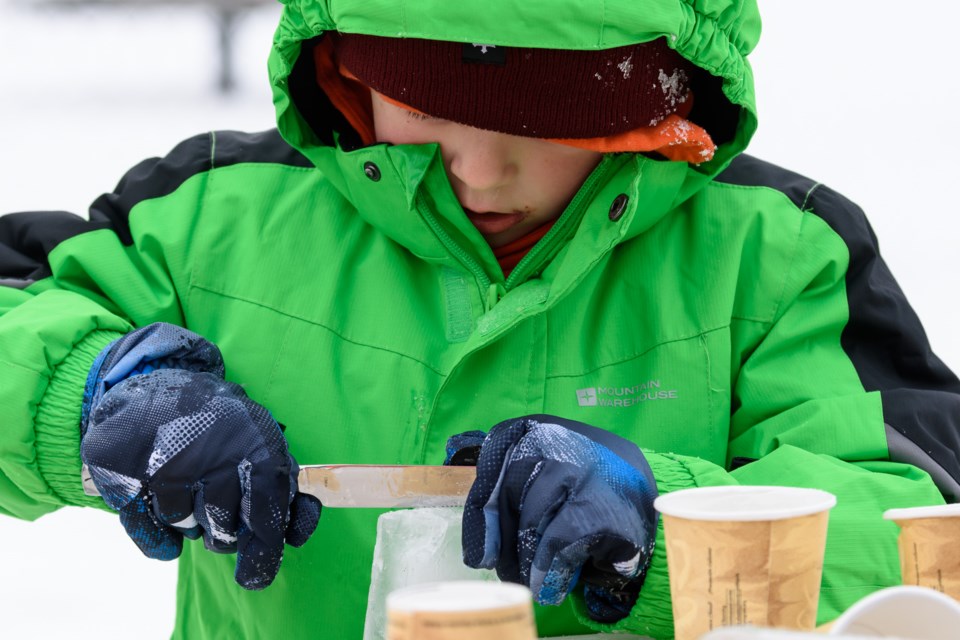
[80,323,321,590]
[451,415,658,623]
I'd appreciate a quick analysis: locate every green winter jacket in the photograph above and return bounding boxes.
[3,0,960,638]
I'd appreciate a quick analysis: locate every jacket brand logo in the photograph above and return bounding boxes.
[576,388,598,406]
[463,43,507,65]
[576,380,679,408]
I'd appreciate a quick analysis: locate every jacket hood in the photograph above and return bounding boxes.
[265,0,761,283]
[269,0,760,159]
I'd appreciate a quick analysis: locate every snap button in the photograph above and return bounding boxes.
[363,161,382,182]
[608,194,629,221]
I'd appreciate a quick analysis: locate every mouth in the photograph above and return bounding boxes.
[463,209,526,236]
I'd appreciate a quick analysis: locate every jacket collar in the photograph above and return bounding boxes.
[310,137,707,290]
[267,0,761,284]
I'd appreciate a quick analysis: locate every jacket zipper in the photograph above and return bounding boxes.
[504,154,623,290]
[415,191,495,308]
[416,154,625,309]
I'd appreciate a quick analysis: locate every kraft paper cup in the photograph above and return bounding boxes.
[654,486,836,640]
[386,581,537,640]
[883,503,960,599]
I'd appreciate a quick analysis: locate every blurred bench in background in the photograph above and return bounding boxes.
[14,0,275,93]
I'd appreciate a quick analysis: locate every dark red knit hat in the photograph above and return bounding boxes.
[336,34,695,139]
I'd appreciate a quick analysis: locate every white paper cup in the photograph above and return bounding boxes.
[883,503,960,599]
[829,585,960,638]
[386,581,537,640]
[654,486,836,640]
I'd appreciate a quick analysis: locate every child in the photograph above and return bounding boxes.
[2,1,959,638]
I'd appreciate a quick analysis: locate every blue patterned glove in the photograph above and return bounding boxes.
[80,323,320,590]
[456,415,658,622]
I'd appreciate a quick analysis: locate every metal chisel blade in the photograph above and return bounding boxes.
[298,464,476,508]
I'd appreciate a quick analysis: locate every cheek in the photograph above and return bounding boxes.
[533,152,603,204]
[371,98,407,144]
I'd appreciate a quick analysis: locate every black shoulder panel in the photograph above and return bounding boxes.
[0,211,112,283]
[86,132,214,247]
[718,155,960,497]
[210,129,314,170]
[716,154,815,209]
[1,129,312,284]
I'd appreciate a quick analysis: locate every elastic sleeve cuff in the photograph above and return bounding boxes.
[35,329,126,509]
[571,451,736,637]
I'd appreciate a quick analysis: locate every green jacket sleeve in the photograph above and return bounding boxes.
[0,134,216,519]
[0,130,318,521]
[0,289,126,518]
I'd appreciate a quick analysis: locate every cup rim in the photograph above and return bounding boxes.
[653,485,837,521]
[829,585,960,636]
[883,502,960,521]
[386,581,532,613]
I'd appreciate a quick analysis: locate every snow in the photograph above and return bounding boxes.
[0,2,278,216]
[1,2,959,638]
[657,67,687,106]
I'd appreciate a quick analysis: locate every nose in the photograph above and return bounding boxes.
[444,127,518,194]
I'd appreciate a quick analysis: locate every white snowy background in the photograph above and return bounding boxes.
[0,2,958,637]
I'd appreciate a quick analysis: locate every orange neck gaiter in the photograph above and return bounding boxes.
[493,220,556,279]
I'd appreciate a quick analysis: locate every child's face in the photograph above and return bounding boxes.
[371,91,603,248]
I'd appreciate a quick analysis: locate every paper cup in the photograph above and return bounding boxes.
[654,486,836,640]
[828,585,960,638]
[386,581,537,640]
[883,503,960,599]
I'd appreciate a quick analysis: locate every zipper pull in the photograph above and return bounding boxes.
[485,282,506,310]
